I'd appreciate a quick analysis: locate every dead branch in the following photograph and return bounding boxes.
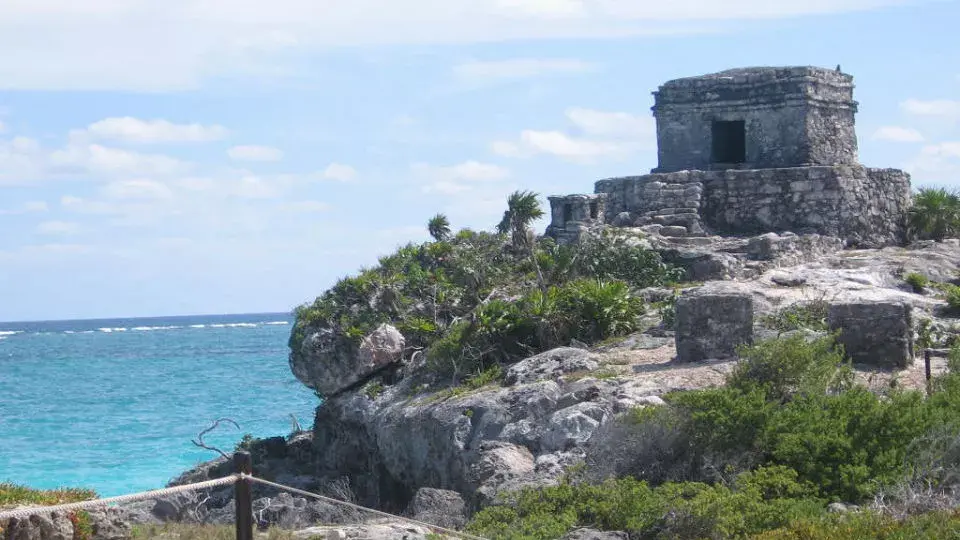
[192,417,240,459]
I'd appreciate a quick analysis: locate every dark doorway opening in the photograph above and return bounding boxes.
[712,120,746,164]
[563,203,573,222]
[589,202,598,219]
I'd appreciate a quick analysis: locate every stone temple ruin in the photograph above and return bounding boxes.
[546,66,912,247]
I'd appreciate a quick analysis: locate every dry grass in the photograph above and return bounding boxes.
[132,524,299,540]
[0,482,97,508]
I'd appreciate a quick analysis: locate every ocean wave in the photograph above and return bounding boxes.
[210,323,259,328]
[98,327,128,333]
[0,336,6,341]
[264,321,289,326]
[0,330,22,336]
[131,326,182,331]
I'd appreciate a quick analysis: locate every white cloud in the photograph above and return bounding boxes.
[50,143,188,176]
[227,145,284,162]
[492,108,654,163]
[0,200,48,215]
[904,141,960,188]
[414,160,511,195]
[922,141,960,158]
[495,0,586,18]
[453,58,596,86]
[901,99,960,119]
[0,136,45,185]
[101,178,174,201]
[566,108,655,139]
[233,175,280,199]
[85,117,229,144]
[282,201,331,213]
[0,0,922,91]
[321,163,358,182]
[36,220,82,235]
[872,126,925,143]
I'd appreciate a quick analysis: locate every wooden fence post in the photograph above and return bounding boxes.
[234,451,253,540]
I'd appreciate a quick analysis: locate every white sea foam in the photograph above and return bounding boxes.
[0,336,6,341]
[98,327,128,333]
[0,330,22,336]
[264,321,289,326]
[210,323,258,328]
[189,324,207,328]
[131,326,181,331]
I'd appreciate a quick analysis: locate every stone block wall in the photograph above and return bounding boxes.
[592,165,910,247]
[652,67,858,173]
[828,302,914,369]
[675,292,754,362]
[545,194,607,244]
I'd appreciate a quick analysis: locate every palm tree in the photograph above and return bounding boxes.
[908,188,960,241]
[427,213,451,241]
[496,190,545,251]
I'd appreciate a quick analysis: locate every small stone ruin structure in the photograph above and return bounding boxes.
[545,194,607,244]
[546,66,912,247]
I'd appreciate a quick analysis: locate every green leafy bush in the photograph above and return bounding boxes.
[589,336,960,503]
[729,334,850,401]
[572,230,685,288]
[754,510,960,539]
[758,300,830,333]
[908,188,960,242]
[466,467,824,540]
[424,279,645,382]
[903,272,930,293]
[945,284,960,312]
[0,483,97,506]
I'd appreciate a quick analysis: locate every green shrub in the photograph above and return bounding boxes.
[904,272,930,293]
[0,483,97,506]
[730,334,850,401]
[754,510,960,539]
[466,468,824,540]
[657,292,678,330]
[945,284,960,312]
[552,279,646,343]
[572,230,685,288]
[908,187,960,242]
[363,381,384,400]
[759,300,830,333]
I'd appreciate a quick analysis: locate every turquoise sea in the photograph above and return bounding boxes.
[0,313,317,497]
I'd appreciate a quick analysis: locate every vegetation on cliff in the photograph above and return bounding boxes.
[466,335,960,539]
[908,187,960,242]
[0,483,97,507]
[291,191,682,384]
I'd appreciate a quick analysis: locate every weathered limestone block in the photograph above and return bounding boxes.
[291,323,404,397]
[404,488,467,530]
[2,512,74,540]
[828,302,914,368]
[675,292,753,362]
[505,347,600,386]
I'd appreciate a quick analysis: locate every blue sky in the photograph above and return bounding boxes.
[0,0,958,322]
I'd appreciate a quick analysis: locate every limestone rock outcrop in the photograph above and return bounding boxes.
[290,324,404,397]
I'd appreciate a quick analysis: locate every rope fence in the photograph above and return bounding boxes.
[0,475,240,521]
[244,474,486,540]
[0,452,486,540]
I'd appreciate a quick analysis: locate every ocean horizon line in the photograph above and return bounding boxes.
[0,310,295,326]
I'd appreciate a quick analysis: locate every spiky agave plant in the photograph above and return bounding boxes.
[908,188,960,241]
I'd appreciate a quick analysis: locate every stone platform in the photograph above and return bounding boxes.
[594,165,910,248]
